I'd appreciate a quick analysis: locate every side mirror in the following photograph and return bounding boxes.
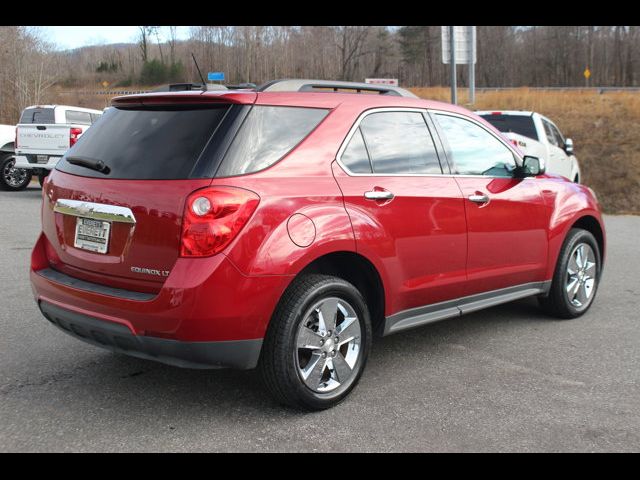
[521,156,545,177]
[564,138,574,155]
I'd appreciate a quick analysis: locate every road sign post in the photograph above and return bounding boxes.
[442,26,477,105]
[450,26,457,104]
[584,67,591,87]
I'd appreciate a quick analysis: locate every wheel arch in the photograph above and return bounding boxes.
[571,214,605,266]
[288,251,386,336]
[0,142,15,154]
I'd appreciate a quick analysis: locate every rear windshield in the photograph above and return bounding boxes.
[56,105,231,180]
[20,108,55,124]
[65,110,94,125]
[479,114,539,141]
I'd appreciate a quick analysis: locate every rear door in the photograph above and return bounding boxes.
[432,111,550,296]
[43,103,239,293]
[332,108,467,315]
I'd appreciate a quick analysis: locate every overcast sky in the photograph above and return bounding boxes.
[35,26,192,50]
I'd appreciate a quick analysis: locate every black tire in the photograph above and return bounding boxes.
[539,228,601,319]
[38,172,48,188]
[259,274,372,410]
[0,153,31,191]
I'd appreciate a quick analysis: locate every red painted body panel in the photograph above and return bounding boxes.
[453,177,550,295]
[332,163,467,315]
[30,90,606,352]
[31,232,290,341]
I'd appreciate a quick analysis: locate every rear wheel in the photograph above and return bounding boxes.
[0,153,31,191]
[539,228,601,318]
[259,274,372,410]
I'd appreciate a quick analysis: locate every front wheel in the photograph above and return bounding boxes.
[0,153,31,191]
[539,228,601,318]
[259,274,372,410]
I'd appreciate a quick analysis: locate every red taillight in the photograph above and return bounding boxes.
[180,186,260,257]
[70,127,83,147]
[491,111,502,115]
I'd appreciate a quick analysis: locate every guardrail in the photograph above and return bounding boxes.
[475,87,640,93]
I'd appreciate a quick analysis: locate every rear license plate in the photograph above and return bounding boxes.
[74,217,111,254]
[36,155,48,164]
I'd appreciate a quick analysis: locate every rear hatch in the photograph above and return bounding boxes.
[42,95,254,293]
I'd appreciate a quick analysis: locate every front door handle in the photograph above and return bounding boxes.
[364,190,394,200]
[468,193,489,204]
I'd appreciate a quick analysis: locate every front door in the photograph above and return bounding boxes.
[432,111,550,297]
[332,109,468,316]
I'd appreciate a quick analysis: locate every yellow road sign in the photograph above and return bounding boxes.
[584,68,591,79]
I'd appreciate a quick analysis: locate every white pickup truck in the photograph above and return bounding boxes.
[0,124,32,191]
[14,105,103,186]
[477,110,581,183]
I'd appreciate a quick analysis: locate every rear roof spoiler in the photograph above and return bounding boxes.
[257,79,418,98]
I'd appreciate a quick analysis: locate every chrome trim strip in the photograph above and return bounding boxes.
[383,281,552,336]
[53,199,136,224]
[335,106,526,178]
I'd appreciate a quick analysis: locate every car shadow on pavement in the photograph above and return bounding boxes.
[30,296,554,417]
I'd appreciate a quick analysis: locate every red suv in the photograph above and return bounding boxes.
[30,80,605,410]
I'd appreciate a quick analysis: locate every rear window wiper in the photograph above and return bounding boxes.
[65,156,111,175]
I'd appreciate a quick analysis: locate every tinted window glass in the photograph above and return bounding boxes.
[542,120,558,147]
[436,114,516,177]
[341,128,372,173]
[479,114,539,141]
[359,112,441,174]
[549,123,565,149]
[216,106,328,177]
[19,108,55,124]
[66,110,92,125]
[56,105,230,179]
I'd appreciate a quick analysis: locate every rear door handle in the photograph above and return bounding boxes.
[364,190,394,200]
[468,193,489,204]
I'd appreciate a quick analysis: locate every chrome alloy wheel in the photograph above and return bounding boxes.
[295,297,362,393]
[566,243,597,309]
[2,157,28,188]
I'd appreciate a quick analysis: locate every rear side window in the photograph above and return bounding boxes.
[66,110,93,125]
[479,114,539,141]
[19,108,55,124]
[216,106,328,177]
[56,105,230,180]
[341,128,372,173]
[358,111,442,174]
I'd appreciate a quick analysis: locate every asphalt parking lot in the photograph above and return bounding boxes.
[1,183,639,452]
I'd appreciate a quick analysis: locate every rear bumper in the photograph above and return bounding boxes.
[30,233,294,368]
[14,155,60,170]
[39,301,262,369]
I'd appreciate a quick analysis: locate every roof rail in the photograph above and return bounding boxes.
[257,79,418,98]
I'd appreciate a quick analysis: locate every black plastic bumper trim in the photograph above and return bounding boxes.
[39,301,263,370]
[36,268,156,301]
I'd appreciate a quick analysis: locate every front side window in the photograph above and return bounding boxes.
[358,111,442,174]
[435,113,516,177]
[549,123,565,149]
[542,119,559,147]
